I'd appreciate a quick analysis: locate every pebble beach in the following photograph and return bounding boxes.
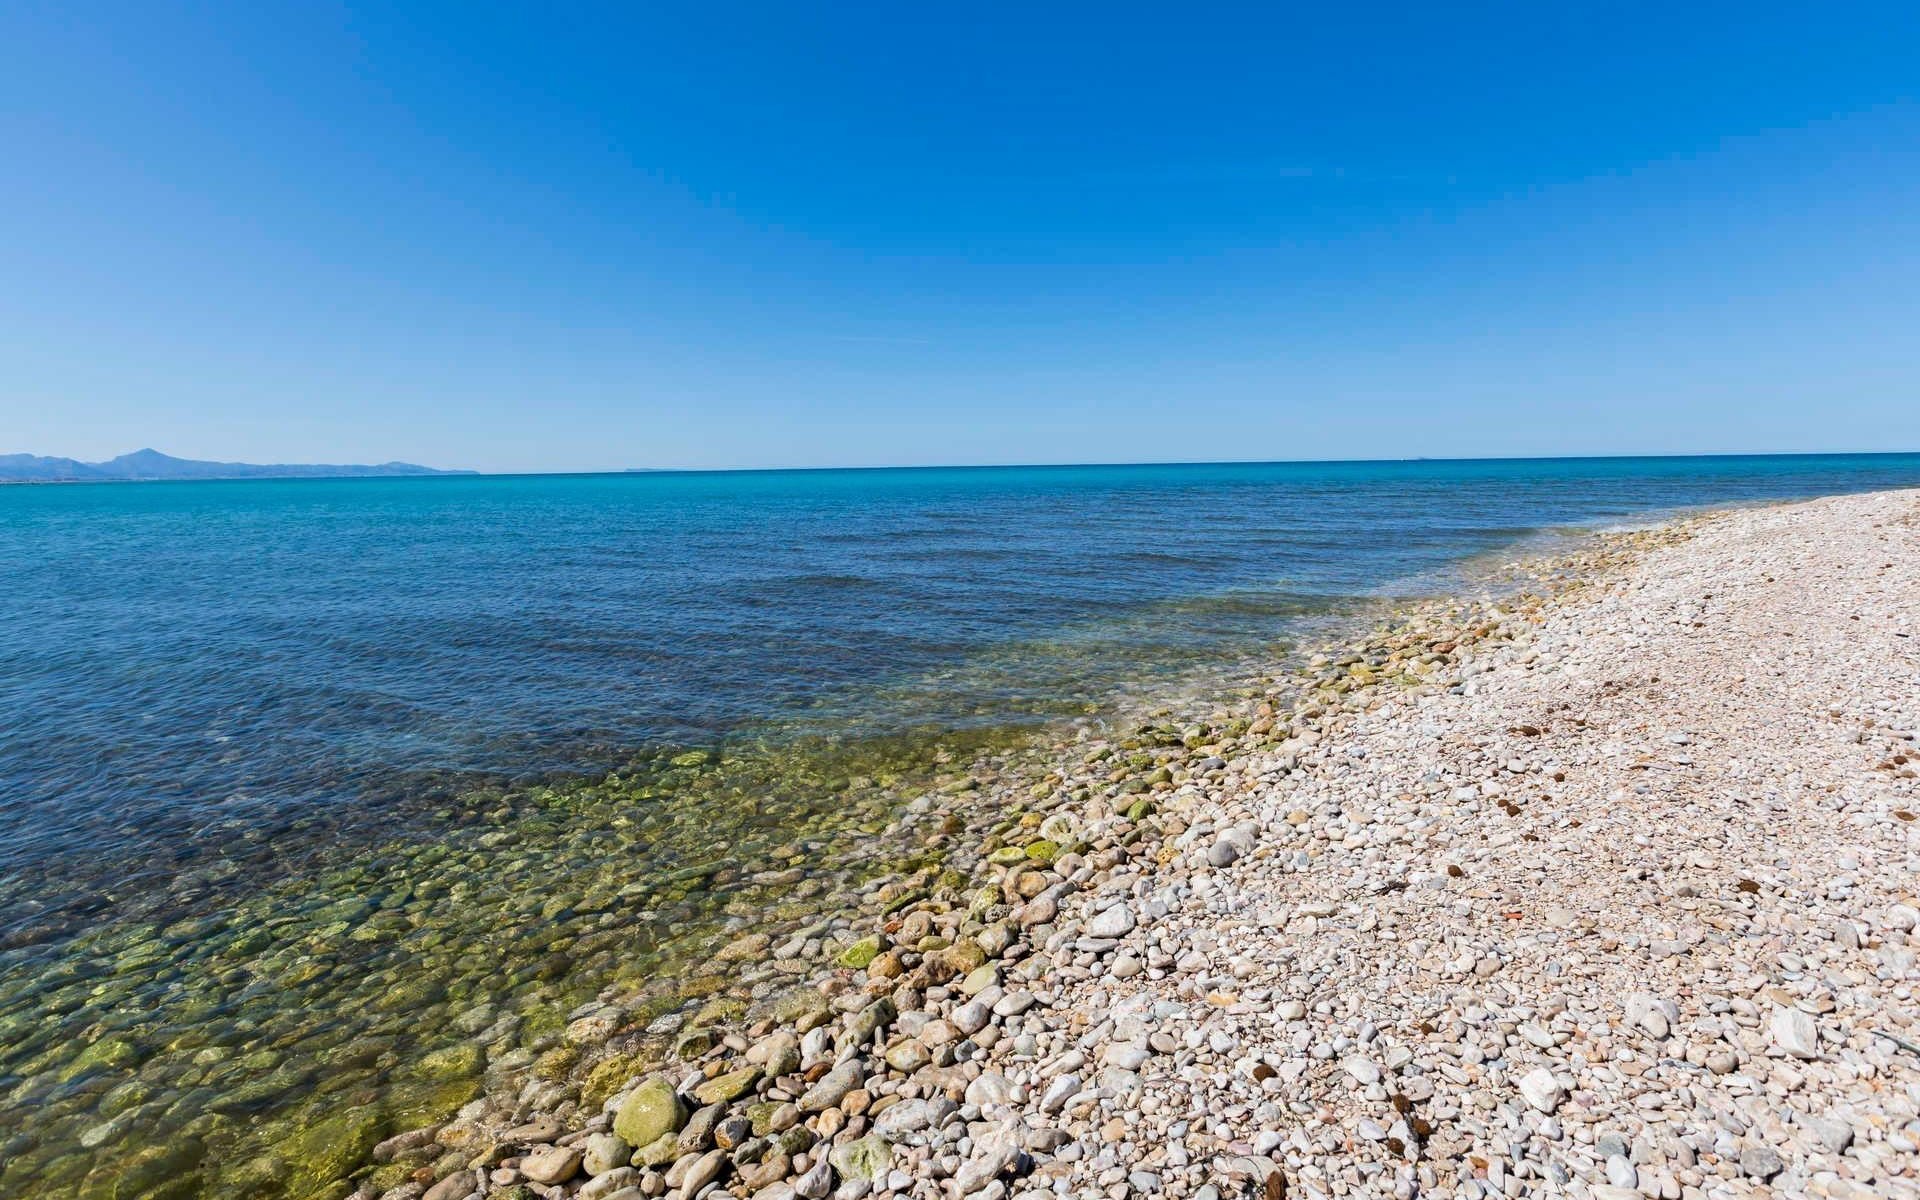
[331,489,1919,1200]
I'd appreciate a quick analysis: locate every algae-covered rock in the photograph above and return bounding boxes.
[372,975,446,1013]
[612,1076,685,1148]
[745,1100,799,1137]
[631,1130,681,1168]
[582,1131,631,1176]
[59,1035,140,1081]
[881,888,927,915]
[841,996,896,1050]
[365,1161,416,1193]
[580,1050,647,1108]
[693,1066,760,1105]
[775,1123,816,1158]
[532,1044,580,1080]
[714,932,770,962]
[418,1041,484,1081]
[96,1076,155,1118]
[673,1028,717,1060]
[216,1153,290,1196]
[753,1031,801,1078]
[828,1134,891,1183]
[284,1106,387,1190]
[689,994,746,1027]
[942,938,988,974]
[836,935,885,969]
[88,1135,205,1200]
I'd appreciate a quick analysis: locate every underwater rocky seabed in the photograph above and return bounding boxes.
[0,721,1043,1200]
[0,531,1637,1200]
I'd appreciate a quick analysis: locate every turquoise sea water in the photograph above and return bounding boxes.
[5,453,1920,1198]
[5,453,1920,946]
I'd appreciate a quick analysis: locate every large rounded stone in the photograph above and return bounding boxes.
[613,1076,687,1148]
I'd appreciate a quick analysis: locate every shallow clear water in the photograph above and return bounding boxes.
[4,454,1920,1199]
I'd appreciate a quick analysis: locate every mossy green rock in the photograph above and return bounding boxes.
[97,1077,155,1118]
[843,996,896,1049]
[776,1124,817,1157]
[60,1035,140,1081]
[881,888,927,914]
[763,985,830,1029]
[365,1162,415,1193]
[837,935,885,969]
[533,1044,581,1080]
[674,1027,718,1060]
[690,995,746,1027]
[632,1130,681,1168]
[613,1077,686,1148]
[285,1107,386,1190]
[218,1153,291,1195]
[828,1134,891,1182]
[693,1066,760,1105]
[986,846,1029,866]
[371,975,445,1012]
[418,1041,483,1080]
[92,1136,205,1200]
[1023,839,1060,863]
[581,1050,647,1107]
[942,939,987,974]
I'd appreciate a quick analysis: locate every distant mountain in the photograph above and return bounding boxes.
[0,448,475,483]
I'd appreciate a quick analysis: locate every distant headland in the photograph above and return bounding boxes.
[0,448,475,483]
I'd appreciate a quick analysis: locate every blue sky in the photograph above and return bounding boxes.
[2,2,1917,471]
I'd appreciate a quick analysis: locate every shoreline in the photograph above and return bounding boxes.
[318,511,1717,1200]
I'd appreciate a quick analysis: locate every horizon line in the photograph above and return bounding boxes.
[558,446,1920,477]
[10,445,1920,485]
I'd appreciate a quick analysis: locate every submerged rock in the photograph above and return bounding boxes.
[613,1076,686,1148]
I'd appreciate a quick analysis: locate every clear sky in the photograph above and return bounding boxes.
[3,2,1917,472]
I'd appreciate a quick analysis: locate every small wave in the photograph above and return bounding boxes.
[1110,551,1220,567]
[781,573,884,589]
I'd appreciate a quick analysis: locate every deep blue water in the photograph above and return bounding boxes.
[4,453,1919,935]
